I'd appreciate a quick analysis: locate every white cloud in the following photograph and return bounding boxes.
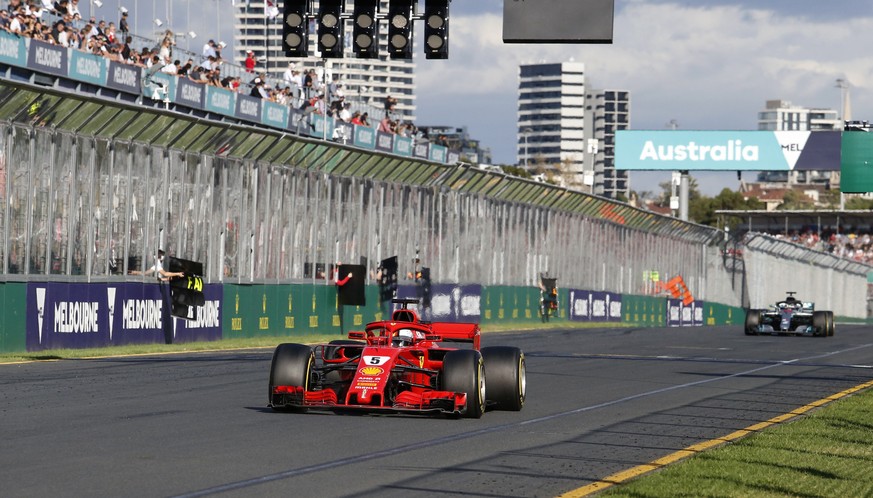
[417,1,873,185]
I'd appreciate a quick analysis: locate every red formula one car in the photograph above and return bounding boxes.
[268,299,525,418]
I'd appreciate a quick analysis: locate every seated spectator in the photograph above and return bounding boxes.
[202,39,216,59]
[176,58,193,77]
[105,22,116,44]
[188,66,209,84]
[339,102,351,123]
[378,116,393,133]
[360,112,370,127]
[8,12,24,35]
[220,75,239,92]
[350,111,363,126]
[53,0,69,16]
[161,59,179,75]
[120,35,132,60]
[69,0,81,17]
[250,79,269,99]
[0,10,10,32]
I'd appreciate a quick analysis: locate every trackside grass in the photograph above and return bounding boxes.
[596,387,873,497]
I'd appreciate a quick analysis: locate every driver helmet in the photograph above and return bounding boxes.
[393,329,414,347]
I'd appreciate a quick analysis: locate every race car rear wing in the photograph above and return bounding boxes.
[430,322,480,350]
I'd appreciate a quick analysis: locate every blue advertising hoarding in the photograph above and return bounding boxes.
[413,142,430,160]
[616,130,841,171]
[262,100,288,129]
[375,131,394,153]
[176,77,206,109]
[353,124,376,149]
[26,282,222,351]
[205,86,235,116]
[0,30,27,66]
[142,70,176,103]
[568,290,622,322]
[667,299,704,327]
[394,135,412,156]
[27,39,67,77]
[395,283,482,323]
[429,144,448,163]
[68,50,107,86]
[235,94,262,122]
[106,60,141,94]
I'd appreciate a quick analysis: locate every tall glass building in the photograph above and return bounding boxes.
[517,61,630,199]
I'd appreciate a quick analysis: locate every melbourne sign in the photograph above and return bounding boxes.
[616,130,840,171]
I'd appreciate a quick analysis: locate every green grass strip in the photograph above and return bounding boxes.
[576,380,873,498]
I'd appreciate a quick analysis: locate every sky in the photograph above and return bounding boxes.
[92,0,873,196]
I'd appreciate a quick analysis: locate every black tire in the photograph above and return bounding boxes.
[812,311,828,337]
[325,339,364,359]
[826,311,835,337]
[481,346,525,411]
[442,350,485,419]
[269,343,313,410]
[744,309,761,335]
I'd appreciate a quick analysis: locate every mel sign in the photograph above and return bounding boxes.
[615,130,841,171]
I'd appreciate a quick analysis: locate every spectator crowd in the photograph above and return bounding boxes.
[768,229,873,265]
[1,0,436,141]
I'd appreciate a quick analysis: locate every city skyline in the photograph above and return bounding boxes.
[95,1,873,195]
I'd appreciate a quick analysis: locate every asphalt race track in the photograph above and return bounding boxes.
[4,324,873,497]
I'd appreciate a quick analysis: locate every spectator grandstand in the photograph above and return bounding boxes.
[0,1,446,161]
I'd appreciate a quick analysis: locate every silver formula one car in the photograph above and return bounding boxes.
[744,292,834,337]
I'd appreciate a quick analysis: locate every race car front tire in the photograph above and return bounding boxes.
[481,346,525,411]
[813,311,829,337]
[744,309,761,335]
[826,311,835,336]
[269,343,314,410]
[443,350,485,419]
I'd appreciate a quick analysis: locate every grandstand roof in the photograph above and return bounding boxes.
[715,209,873,235]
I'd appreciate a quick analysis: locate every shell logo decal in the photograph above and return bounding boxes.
[360,366,384,376]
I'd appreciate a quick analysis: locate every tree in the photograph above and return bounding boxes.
[843,196,873,210]
[776,190,814,211]
[690,188,765,228]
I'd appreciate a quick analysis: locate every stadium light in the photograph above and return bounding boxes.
[423,0,449,59]
[387,0,414,59]
[352,0,379,59]
[317,0,345,58]
[282,0,309,58]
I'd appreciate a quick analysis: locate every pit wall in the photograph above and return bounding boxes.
[1,281,749,353]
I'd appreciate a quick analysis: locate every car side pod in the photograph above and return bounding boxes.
[481,346,526,411]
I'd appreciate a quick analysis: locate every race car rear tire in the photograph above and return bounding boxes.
[812,311,828,337]
[826,311,835,336]
[744,309,761,335]
[443,350,485,419]
[269,343,313,410]
[481,346,525,411]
